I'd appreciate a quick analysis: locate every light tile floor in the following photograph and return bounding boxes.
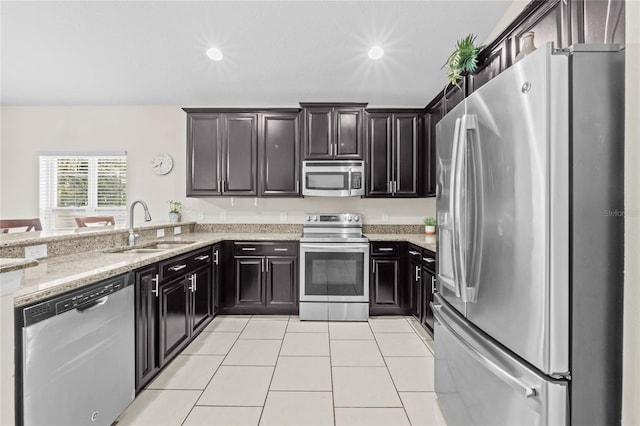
[117,315,448,426]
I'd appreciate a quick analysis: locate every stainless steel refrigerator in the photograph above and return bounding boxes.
[434,43,624,426]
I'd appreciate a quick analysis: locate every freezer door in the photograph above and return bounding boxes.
[435,100,466,316]
[461,44,569,375]
[434,295,568,426]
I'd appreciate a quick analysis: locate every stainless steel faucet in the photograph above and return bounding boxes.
[128,200,152,246]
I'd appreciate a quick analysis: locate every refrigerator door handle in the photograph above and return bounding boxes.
[440,117,462,297]
[452,116,466,298]
[459,114,482,303]
[433,305,537,399]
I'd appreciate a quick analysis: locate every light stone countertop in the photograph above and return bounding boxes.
[0,258,39,274]
[13,232,300,307]
[11,231,436,307]
[365,233,437,253]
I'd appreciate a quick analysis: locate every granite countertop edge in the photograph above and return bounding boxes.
[13,231,436,307]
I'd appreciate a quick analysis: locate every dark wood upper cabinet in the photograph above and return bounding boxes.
[581,0,625,46]
[301,103,366,160]
[442,79,466,115]
[187,113,223,196]
[366,110,420,198]
[510,0,568,60]
[259,112,301,197]
[468,41,508,95]
[224,114,258,196]
[185,111,257,197]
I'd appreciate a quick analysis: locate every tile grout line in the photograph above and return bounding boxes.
[368,319,414,425]
[180,314,252,425]
[256,315,288,425]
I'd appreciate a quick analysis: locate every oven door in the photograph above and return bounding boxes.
[299,243,369,302]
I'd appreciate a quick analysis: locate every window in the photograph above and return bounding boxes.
[39,153,127,230]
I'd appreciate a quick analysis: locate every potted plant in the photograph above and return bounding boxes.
[168,200,183,223]
[442,34,484,88]
[424,217,436,235]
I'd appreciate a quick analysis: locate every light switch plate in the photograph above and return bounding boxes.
[174,226,182,235]
[156,229,165,238]
[280,212,288,222]
[25,244,47,259]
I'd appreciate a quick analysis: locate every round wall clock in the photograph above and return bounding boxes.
[151,152,173,175]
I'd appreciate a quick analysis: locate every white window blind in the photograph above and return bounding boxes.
[39,153,127,230]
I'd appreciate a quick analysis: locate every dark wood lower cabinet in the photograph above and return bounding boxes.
[222,242,299,314]
[370,257,402,314]
[135,265,159,392]
[135,247,214,393]
[158,276,190,365]
[422,266,435,332]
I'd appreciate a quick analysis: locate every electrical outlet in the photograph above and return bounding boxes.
[220,211,227,221]
[381,213,389,222]
[156,229,165,238]
[280,212,288,222]
[197,212,205,221]
[25,244,47,259]
[174,226,182,235]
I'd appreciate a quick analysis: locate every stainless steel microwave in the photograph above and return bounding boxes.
[302,160,365,197]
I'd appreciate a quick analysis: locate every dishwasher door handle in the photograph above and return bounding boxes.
[76,296,109,313]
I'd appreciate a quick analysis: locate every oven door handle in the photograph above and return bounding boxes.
[300,244,369,250]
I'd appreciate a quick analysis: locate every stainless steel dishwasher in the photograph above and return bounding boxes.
[19,272,135,426]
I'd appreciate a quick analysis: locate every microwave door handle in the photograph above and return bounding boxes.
[348,169,352,196]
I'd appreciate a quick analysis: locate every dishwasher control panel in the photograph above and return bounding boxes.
[20,272,132,327]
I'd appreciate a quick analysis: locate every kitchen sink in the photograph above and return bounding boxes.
[105,240,196,254]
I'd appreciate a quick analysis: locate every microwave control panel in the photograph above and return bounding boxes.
[351,172,362,189]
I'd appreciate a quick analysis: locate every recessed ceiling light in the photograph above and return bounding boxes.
[206,47,223,61]
[368,46,384,60]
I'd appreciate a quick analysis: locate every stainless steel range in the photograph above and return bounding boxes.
[299,213,369,321]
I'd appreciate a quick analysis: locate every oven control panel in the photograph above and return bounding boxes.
[304,213,361,225]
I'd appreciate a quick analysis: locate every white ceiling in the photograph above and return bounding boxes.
[1,1,514,107]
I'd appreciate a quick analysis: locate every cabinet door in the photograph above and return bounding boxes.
[371,257,401,307]
[187,113,222,196]
[408,260,422,318]
[190,266,212,335]
[235,257,265,306]
[158,277,190,365]
[425,102,442,197]
[265,256,298,312]
[443,80,466,115]
[582,0,625,46]
[334,108,363,159]
[212,244,221,315]
[135,266,159,393]
[422,267,435,332]
[468,42,507,95]
[223,114,257,195]
[510,0,567,60]
[303,107,333,159]
[260,113,301,196]
[367,113,393,196]
[394,114,419,196]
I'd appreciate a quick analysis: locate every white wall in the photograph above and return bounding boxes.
[0,106,435,227]
[623,2,640,425]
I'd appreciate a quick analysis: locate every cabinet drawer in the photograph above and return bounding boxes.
[422,249,436,272]
[407,244,423,261]
[371,242,401,256]
[160,247,211,281]
[234,242,298,256]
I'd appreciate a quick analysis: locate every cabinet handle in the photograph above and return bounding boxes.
[372,261,376,274]
[329,143,333,157]
[188,274,196,292]
[409,250,420,256]
[388,181,392,193]
[393,181,397,194]
[218,179,222,192]
[261,258,265,273]
[378,247,393,252]
[274,248,288,252]
[296,181,300,193]
[195,255,209,261]
[222,180,226,191]
[214,249,219,265]
[423,257,436,263]
[151,274,159,297]
[169,264,187,272]
[266,258,269,273]
[242,247,256,251]
[416,265,421,281]
[432,276,436,293]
